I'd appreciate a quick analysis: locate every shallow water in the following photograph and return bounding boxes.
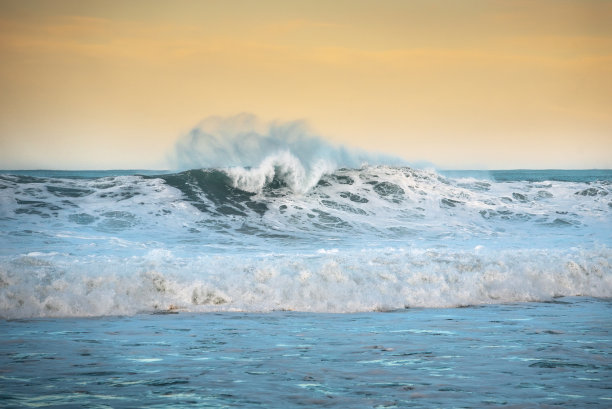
[2,297,611,408]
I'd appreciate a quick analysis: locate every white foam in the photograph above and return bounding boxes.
[1,165,610,263]
[1,247,610,318]
[1,167,610,318]
[225,151,337,194]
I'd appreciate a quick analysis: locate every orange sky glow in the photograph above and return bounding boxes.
[0,0,611,169]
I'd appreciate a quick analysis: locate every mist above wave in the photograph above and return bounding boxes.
[169,113,405,193]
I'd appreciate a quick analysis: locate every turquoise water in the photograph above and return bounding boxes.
[0,167,610,406]
[439,169,612,183]
[1,298,610,408]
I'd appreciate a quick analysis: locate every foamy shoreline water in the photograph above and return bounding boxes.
[1,246,610,318]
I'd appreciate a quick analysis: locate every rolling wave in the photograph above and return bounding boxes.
[1,164,611,317]
[1,165,610,249]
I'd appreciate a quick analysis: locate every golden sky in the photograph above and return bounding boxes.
[1,0,611,169]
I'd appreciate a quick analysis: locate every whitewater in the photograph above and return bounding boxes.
[1,163,610,318]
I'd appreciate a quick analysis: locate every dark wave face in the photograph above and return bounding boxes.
[0,166,611,317]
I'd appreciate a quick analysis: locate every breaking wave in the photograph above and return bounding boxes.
[169,113,406,193]
[1,247,611,318]
[1,142,611,317]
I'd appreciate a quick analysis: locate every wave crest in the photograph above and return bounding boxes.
[225,151,337,193]
[169,113,404,193]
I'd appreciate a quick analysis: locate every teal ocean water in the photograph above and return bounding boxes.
[1,167,610,315]
[1,166,611,407]
[1,298,610,408]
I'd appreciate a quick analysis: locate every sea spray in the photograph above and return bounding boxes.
[225,151,337,194]
[169,113,405,193]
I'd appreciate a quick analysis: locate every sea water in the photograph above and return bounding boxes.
[1,299,610,408]
[1,165,611,407]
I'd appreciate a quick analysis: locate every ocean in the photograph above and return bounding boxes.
[1,165,611,407]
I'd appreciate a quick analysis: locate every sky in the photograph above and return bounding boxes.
[0,0,611,170]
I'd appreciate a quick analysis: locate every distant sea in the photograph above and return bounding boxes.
[1,167,610,407]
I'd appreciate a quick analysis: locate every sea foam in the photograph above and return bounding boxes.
[1,247,610,318]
